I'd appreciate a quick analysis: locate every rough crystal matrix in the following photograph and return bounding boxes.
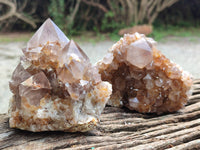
[97,33,193,114]
[9,19,112,132]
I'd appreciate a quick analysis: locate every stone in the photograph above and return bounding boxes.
[97,33,193,114]
[118,24,153,36]
[9,19,112,132]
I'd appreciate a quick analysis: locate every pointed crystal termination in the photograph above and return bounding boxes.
[57,40,90,83]
[9,61,32,94]
[23,18,70,62]
[97,33,193,114]
[27,18,69,49]
[9,19,112,132]
[61,40,89,64]
[19,72,51,106]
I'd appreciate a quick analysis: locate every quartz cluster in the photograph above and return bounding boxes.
[97,33,193,114]
[9,19,112,132]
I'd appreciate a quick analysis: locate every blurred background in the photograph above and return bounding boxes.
[0,0,200,113]
[1,0,200,39]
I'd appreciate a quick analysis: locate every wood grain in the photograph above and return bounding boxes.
[0,79,200,150]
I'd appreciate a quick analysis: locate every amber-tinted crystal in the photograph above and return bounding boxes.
[9,19,112,132]
[97,33,192,114]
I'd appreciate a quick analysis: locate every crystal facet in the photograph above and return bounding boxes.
[27,18,69,49]
[97,33,193,114]
[126,37,153,68]
[9,61,32,94]
[9,19,112,132]
[57,40,90,82]
[19,72,51,106]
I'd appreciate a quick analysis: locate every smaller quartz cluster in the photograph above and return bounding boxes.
[97,33,193,114]
[9,19,112,132]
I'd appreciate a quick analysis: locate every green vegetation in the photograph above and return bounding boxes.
[72,26,200,43]
[1,0,200,43]
[48,0,66,30]
[72,32,109,44]
[101,11,127,33]
[99,25,200,42]
[151,26,200,41]
[48,0,69,34]
[48,0,82,37]
[0,26,199,43]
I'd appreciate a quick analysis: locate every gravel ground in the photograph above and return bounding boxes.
[0,36,200,114]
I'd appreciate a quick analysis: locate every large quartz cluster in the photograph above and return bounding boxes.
[9,19,112,132]
[97,33,192,114]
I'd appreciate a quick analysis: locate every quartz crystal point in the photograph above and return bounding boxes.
[9,19,112,132]
[97,33,193,114]
[27,18,69,49]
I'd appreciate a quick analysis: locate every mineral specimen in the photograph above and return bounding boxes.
[97,33,193,114]
[9,18,112,132]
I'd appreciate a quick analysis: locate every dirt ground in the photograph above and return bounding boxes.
[0,36,200,114]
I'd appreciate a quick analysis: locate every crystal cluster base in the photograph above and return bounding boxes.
[9,19,112,132]
[97,33,193,114]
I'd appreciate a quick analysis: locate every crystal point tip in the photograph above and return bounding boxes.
[27,18,69,49]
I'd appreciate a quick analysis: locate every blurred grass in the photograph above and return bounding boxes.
[0,27,199,43]
[150,26,200,41]
[79,26,200,42]
[72,31,108,44]
[106,26,200,42]
[0,32,33,43]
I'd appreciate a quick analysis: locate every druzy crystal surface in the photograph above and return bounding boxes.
[97,33,193,114]
[9,19,112,132]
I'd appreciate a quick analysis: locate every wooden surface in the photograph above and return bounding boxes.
[0,80,200,150]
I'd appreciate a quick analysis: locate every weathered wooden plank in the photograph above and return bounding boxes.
[0,80,200,150]
[166,139,200,150]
